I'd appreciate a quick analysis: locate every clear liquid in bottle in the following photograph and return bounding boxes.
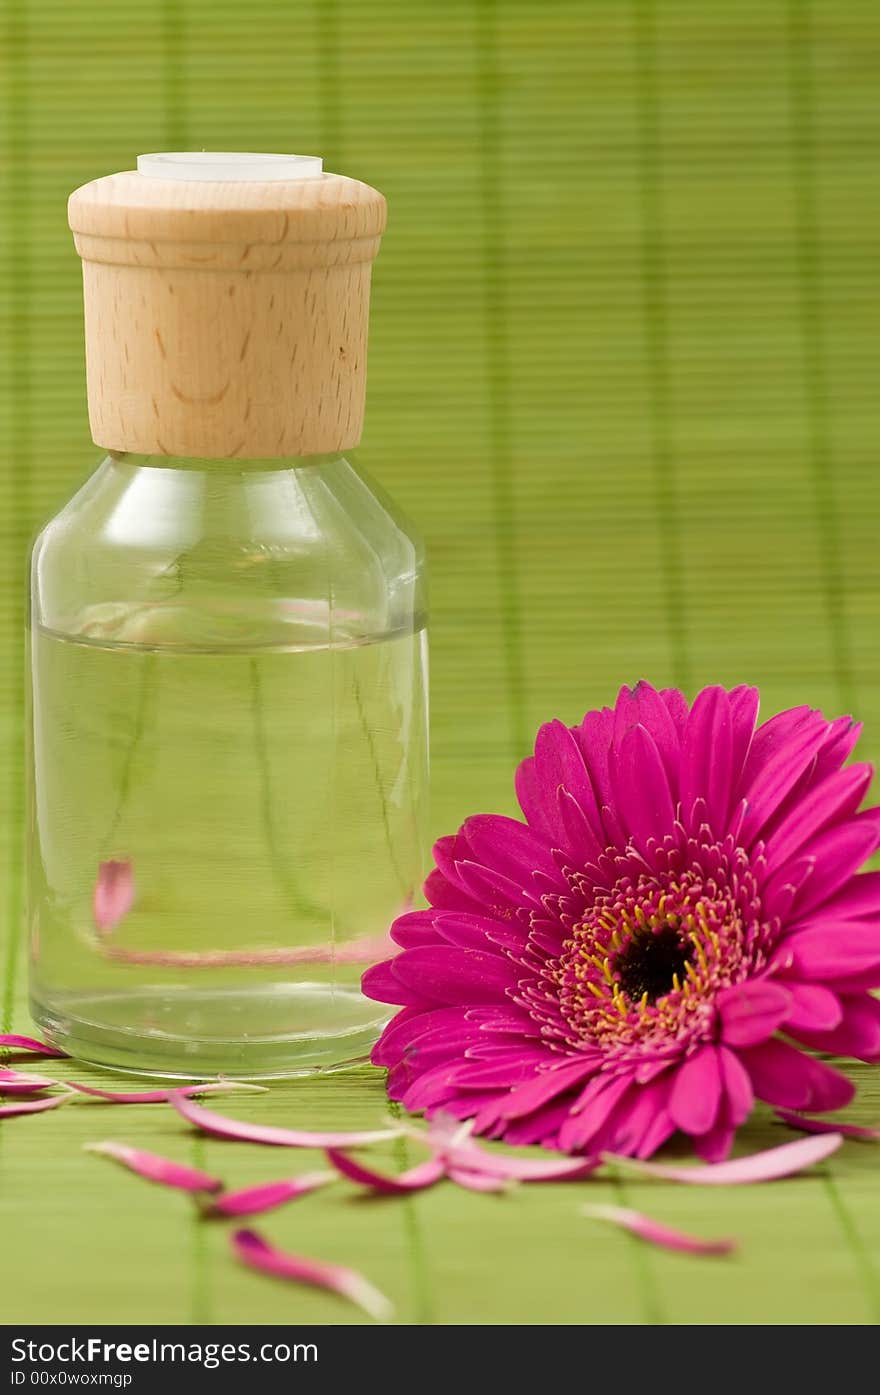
[29,601,427,1076]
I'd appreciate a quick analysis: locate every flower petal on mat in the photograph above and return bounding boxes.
[447,1166,510,1192]
[775,1110,880,1142]
[439,1138,598,1182]
[581,1203,737,1256]
[169,1092,401,1148]
[93,859,135,933]
[325,1149,445,1194]
[231,1229,393,1322]
[0,1034,66,1058]
[84,1142,223,1192]
[460,1151,597,1182]
[0,1069,60,1094]
[606,1132,842,1183]
[206,1173,336,1216]
[0,1093,71,1118]
[70,1081,267,1104]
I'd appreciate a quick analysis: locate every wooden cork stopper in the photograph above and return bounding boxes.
[68,155,387,458]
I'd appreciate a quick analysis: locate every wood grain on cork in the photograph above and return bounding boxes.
[68,171,386,458]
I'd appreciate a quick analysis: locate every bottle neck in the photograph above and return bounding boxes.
[108,450,349,475]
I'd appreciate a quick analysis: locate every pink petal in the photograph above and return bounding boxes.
[762,765,873,875]
[556,787,604,864]
[660,686,690,736]
[728,685,760,789]
[463,1151,597,1182]
[679,686,733,834]
[792,870,880,925]
[783,983,843,1034]
[612,681,682,789]
[718,1046,754,1127]
[93,859,135,933]
[69,1081,266,1105]
[231,1229,393,1322]
[461,814,559,884]
[573,706,617,817]
[418,1115,599,1181]
[390,945,520,1005]
[371,1005,473,1068]
[775,1110,880,1142]
[85,1142,223,1193]
[793,819,880,916]
[206,1173,335,1216]
[361,958,433,1008]
[434,913,528,956]
[811,715,862,783]
[581,1203,736,1256]
[740,706,817,788]
[325,1149,445,1194]
[613,723,675,850]
[778,924,880,982]
[668,1046,722,1136]
[787,992,880,1061]
[499,1057,601,1121]
[515,755,555,842]
[390,911,444,949]
[717,980,791,1047]
[558,1073,635,1153]
[0,1069,59,1095]
[0,1093,70,1119]
[607,1131,843,1183]
[535,719,604,842]
[739,717,830,845]
[741,1038,854,1111]
[0,1034,66,1058]
[447,1166,510,1192]
[169,1092,400,1148]
[444,1139,598,1181]
[604,1074,672,1158]
[693,1120,736,1164]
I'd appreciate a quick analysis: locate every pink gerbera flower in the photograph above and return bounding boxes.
[363,683,880,1161]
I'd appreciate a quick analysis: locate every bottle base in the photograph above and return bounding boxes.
[31,983,391,1079]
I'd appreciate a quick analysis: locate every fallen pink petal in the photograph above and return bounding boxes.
[441,1140,598,1183]
[169,1091,401,1149]
[775,1109,880,1142]
[93,859,135,934]
[606,1132,843,1184]
[85,1142,224,1193]
[0,1034,67,1058]
[325,1149,446,1195]
[581,1203,737,1256]
[414,1116,599,1182]
[206,1172,336,1217]
[446,1166,511,1193]
[0,1069,60,1095]
[0,1093,71,1119]
[231,1229,393,1322]
[70,1081,267,1105]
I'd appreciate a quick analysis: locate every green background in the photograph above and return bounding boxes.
[2,0,879,1324]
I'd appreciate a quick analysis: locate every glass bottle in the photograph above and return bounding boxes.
[27,153,428,1077]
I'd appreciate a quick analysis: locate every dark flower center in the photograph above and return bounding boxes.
[614,924,694,1004]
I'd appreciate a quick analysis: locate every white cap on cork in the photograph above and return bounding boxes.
[136,151,324,182]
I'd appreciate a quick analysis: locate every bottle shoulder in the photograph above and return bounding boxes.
[33,454,425,645]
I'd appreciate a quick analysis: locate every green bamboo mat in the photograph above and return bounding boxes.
[1,0,879,1325]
